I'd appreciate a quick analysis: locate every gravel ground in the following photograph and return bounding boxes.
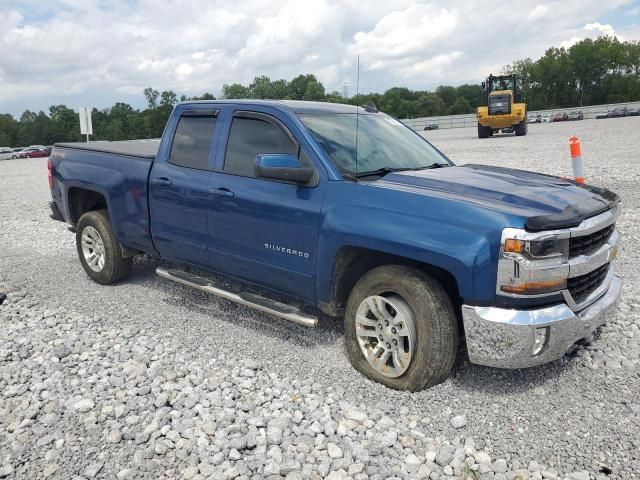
[1,116,639,479]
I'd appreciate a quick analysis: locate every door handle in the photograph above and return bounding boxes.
[210,187,235,198]
[152,177,172,187]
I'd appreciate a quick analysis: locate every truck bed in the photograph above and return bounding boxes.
[50,141,157,255]
[54,139,160,159]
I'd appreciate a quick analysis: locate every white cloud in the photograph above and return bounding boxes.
[351,5,458,60]
[399,51,465,81]
[560,36,583,49]
[529,5,550,20]
[560,20,624,49]
[0,0,637,115]
[584,22,616,36]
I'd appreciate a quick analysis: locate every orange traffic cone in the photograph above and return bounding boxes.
[569,136,585,183]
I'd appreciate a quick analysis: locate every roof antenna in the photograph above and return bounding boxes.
[355,54,360,176]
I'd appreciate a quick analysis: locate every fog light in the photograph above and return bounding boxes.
[532,327,549,356]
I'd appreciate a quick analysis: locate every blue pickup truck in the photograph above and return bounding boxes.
[49,100,622,391]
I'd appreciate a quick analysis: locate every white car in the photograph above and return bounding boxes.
[0,148,16,160]
[541,116,551,123]
[7,147,29,159]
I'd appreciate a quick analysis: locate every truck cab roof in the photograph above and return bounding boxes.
[178,99,369,115]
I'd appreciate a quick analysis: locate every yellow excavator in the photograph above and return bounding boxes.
[477,74,527,138]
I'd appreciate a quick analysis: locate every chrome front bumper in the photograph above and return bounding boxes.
[461,272,622,368]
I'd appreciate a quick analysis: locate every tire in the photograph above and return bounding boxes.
[477,123,490,138]
[76,210,132,284]
[344,265,458,391]
[515,115,528,136]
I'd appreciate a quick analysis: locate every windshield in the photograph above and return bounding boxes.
[298,112,450,176]
[490,77,514,92]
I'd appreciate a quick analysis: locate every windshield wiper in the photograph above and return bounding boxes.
[422,163,449,169]
[354,163,449,179]
[354,167,416,179]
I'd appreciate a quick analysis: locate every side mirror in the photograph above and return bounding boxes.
[254,153,314,184]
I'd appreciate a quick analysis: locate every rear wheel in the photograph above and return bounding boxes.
[515,115,528,136]
[76,210,132,284]
[344,265,458,391]
[477,123,491,138]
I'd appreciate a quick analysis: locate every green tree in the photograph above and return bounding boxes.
[455,84,485,109]
[222,83,250,99]
[288,74,321,100]
[160,90,178,107]
[448,97,471,114]
[303,79,326,101]
[143,87,159,109]
[435,86,458,108]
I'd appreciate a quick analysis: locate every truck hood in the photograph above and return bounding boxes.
[380,164,619,231]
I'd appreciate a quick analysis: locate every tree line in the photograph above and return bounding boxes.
[0,36,638,147]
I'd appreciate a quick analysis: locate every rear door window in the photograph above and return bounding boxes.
[168,115,217,170]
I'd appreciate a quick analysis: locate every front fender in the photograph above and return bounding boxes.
[316,182,518,306]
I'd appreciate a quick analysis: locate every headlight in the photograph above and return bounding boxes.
[498,230,570,296]
[503,236,569,260]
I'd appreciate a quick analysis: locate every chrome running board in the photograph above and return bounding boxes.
[156,267,318,328]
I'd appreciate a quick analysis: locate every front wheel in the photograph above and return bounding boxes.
[344,265,458,391]
[515,115,528,136]
[477,123,490,138]
[76,210,132,284]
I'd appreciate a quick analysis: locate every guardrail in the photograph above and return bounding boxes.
[401,101,640,131]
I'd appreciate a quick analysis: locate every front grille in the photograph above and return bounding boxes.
[567,263,609,304]
[569,224,614,257]
[488,94,511,115]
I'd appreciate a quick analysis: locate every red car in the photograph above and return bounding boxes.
[24,148,51,158]
[551,112,569,122]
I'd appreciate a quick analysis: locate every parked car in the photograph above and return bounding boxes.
[0,148,14,161]
[609,107,628,118]
[596,112,609,119]
[627,108,640,117]
[48,100,622,391]
[551,112,569,122]
[541,115,551,123]
[25,148,51,158]
[423,123,439,131]
[568,111,584,121]
[10,147,29,159]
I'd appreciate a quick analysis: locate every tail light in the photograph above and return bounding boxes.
[47,158,53,190]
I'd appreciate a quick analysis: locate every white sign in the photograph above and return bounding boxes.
[79,107,93,136]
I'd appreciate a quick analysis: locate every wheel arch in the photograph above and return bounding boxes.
[322,245,461,319]
[67,186,109,225]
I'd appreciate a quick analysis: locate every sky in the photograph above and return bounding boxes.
[1,0,639,116]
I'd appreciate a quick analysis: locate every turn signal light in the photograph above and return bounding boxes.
[503,238,525,254]
[501,279,566,295]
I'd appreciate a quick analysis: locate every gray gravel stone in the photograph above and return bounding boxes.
[0,465,14,478]
[451,414,467,429]
[74,399,95,413]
